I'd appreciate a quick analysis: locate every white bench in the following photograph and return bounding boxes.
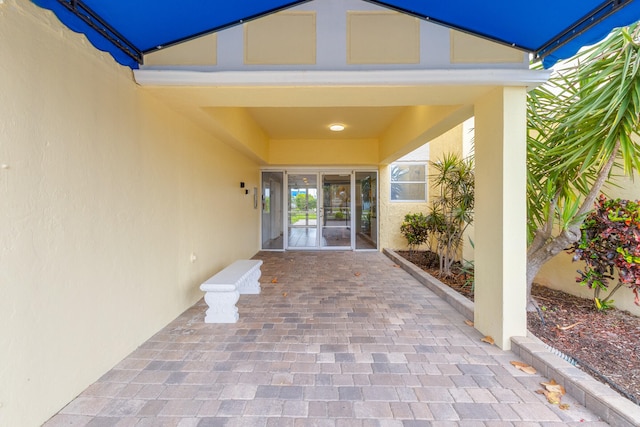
[200,259,263,323]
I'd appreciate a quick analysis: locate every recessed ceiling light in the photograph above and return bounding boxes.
[329,123,345,132]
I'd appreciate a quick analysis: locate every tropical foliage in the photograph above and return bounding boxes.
[398,153,474,276]
[400,213,430,255]
[526,24,640,310]
[569,196,640,310]
[428,153,475,277]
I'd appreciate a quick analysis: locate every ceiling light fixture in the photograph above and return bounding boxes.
[329,123,345,132]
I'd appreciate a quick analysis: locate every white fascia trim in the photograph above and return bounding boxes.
[134,69,550,88]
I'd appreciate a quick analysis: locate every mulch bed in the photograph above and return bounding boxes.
[397,250,640,405]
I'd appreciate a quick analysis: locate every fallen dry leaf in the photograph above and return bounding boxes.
[541,379,566,395]
[536,378,567,406]
[510,361,537,374]
[464,320,474,327]
[392,264,400,268]
[282,292,288,297]
[557,320,584,331]
[354,272,362,276]
[271,277,278,283]
[480,336,495,345]
[537,389,562,405]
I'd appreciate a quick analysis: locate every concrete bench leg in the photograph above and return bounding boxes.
[236,261,263,295]
[201,284,239,323]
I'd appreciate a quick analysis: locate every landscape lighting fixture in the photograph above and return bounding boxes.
[329,123,345,132]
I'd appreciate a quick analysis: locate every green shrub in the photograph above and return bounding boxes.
[400,213,429,253]
[569,195,640,310]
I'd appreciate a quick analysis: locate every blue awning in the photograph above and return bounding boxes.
[31,0,640,69]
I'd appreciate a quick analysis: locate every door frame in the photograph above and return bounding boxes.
[319,171,354,250]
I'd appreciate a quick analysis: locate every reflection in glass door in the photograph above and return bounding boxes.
[321,174,352,248]
[355,172,378,249]
[287,174,318,248]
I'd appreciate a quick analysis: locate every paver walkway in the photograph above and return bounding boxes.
[44,251,607,426]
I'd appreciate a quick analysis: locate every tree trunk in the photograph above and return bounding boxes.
[525,141,621,312]
[526,229,579,311]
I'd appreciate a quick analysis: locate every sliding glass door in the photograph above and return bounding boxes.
[287,173,318,248]
[261,170,377,251]
[320,173,352,248]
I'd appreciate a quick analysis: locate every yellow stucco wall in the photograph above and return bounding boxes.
[203,107,271,163]
[379,125,463,250]
[0,1,260,425]
[269,139,379,165]
[145,33,218,66]
[535,173,640,316]
[378,105,470,164]
[450,30,525,64]
[347,11,420,64]
[244,12,317,65]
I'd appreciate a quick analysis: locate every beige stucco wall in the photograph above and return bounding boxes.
[379,125,463,250]
[535,173,640,316]
[0,2,260,425]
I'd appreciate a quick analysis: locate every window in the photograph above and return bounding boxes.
[390,163,427,201]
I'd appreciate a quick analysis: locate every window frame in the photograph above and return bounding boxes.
[389,162,428,202]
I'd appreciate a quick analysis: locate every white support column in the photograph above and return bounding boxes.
[474,87,527,350]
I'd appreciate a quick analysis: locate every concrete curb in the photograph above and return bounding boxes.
[383,248,640,427]
[511,335,640,427]
[383,249,474,321]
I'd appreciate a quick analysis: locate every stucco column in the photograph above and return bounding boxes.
[473,87,527,349]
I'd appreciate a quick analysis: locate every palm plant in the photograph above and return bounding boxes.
[526,24,640,311]
[429,153,475,277]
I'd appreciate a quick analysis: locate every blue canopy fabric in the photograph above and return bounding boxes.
[31,0,640,69]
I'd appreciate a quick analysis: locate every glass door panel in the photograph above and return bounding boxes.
[355,171,378,250]
[287,173,318,248]
[321,174,352,248]
[261,171,284,250]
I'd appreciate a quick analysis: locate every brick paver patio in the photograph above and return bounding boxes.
[44,251,608,426]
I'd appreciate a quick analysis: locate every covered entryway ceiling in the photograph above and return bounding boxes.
[246,107,404,140]
[31,0,640,68]
[133,69,548,164]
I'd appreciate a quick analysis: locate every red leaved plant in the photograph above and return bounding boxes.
[569,195,640,310]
